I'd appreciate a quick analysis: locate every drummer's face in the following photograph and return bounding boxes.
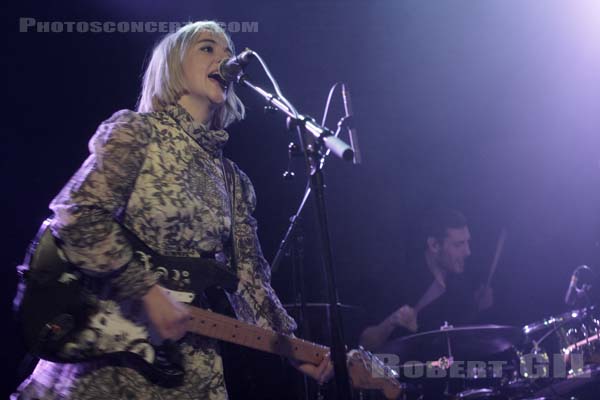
[439,226,471,274]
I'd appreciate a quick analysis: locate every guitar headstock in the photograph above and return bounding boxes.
[347,347,404,400]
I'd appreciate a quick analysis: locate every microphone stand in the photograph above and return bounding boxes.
[238,73,355,400]
[272,188,311,273]
[290,222,311,400]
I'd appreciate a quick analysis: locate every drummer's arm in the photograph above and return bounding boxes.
[359,305,417,350]
[359,318,397,351]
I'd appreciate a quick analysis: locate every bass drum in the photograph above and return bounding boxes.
[453,347,530,400]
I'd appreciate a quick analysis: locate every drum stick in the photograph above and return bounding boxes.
[486,228,507,288]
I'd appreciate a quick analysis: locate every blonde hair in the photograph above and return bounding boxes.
[137,21,245,129]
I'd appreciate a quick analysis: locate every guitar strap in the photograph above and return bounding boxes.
[205,157,238,319]
[221,157,238,272]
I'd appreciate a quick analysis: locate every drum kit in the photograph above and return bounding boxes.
[374,307,600,399]
[371,234,600,400]
[284,232,600,399]
[285,302,600,399]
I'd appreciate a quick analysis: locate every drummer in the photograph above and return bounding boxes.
[359,207,494,351]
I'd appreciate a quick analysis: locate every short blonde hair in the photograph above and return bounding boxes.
[137,21,245,129]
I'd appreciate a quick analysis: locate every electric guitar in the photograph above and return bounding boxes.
[15,219,403,399]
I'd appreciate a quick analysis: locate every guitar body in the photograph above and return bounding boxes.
[15,219,94,360]
[14,219,239,387]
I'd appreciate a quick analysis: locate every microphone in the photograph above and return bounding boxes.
[565,271,579,306]
[565,265,589,306]
[218,48,254,83]
[341,83,362,164]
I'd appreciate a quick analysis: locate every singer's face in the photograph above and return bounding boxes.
[181,31,233,108]
[437,227,471,274]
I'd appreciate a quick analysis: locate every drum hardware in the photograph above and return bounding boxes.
[519,306,600,399]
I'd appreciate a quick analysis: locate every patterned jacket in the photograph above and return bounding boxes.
[14,103,296,400]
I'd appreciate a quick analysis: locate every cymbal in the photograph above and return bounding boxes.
[378,324,524,361]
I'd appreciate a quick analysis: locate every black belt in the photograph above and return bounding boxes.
[141,250,229,268]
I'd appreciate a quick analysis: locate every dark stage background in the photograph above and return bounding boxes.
[3,1,600,397]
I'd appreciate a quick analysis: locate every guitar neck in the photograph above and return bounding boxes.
[187,306,329,365]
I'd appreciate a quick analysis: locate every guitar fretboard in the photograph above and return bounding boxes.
[187,306,329,364]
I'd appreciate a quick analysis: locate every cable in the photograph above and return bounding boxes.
[250,50,299,119]
[321,82,342,126]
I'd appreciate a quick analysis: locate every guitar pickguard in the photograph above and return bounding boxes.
[56,247,202,364]
[58,297,157,364]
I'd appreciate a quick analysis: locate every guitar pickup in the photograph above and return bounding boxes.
[163,288,195,304]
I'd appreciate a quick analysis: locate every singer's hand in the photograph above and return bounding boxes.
[291,353,334,385]
[143,285,190,340]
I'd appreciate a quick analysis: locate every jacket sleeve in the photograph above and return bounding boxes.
[49,109,158,300]
[226,163,297,334]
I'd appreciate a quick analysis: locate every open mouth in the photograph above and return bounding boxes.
[208,73,229,91]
